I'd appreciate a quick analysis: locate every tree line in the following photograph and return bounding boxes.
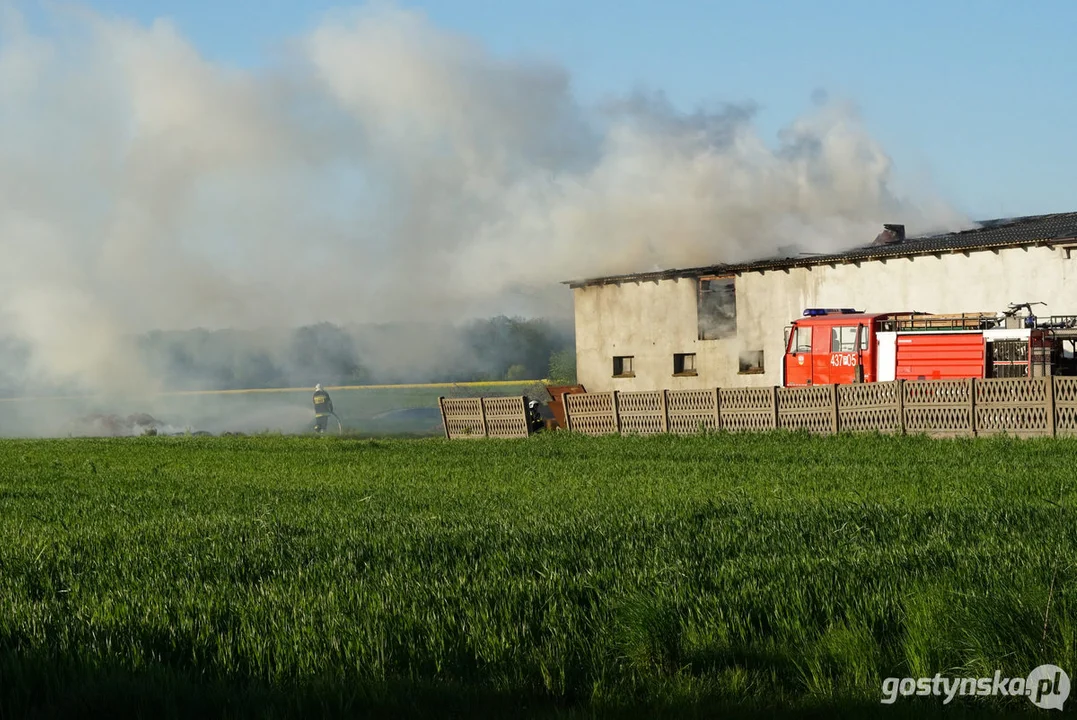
[0,316,577,396]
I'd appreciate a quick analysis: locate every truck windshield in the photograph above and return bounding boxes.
[831,325,868,352]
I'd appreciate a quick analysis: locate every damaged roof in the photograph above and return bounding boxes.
[563,211,1077,288]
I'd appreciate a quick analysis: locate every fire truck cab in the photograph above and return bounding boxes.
[783,309,879,386]
[782,307,1076,387]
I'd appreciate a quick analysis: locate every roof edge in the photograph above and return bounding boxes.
[564,235,1077,289]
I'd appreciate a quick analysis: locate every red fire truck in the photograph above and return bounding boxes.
[782,305,1077,387]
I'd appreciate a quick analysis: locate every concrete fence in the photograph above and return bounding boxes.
[559,377,1076,439]
[439,378,1077,439]
[438,396,533,439]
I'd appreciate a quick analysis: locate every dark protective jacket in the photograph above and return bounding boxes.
[313,390,334,417]
[525,399,544,432]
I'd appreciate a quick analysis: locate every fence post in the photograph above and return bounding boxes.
[1046,377,1057,437]
[896,380,905,435]
[661,389,670,433]
[969,378,977,437]
[771,386,779,430]
[714,387,722,432]
[564,392,574,432]
[612,391,622,434]
[438,396,450,439]
[521,396,531,437]
[830,383,840,435]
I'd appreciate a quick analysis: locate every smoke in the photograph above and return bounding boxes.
[0,1,969,398]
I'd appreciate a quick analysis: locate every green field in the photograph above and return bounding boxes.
[0,381,548,438]
[1,432,1074,718]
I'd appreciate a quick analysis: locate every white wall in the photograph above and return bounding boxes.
[573,245,1077,391]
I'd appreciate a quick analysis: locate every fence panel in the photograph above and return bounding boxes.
[667,388,720,434]
[777,385,836,434]
[974,378,1051,437]
[720,387,776,432]
[1054,377,1077,436]
[837,381,903,434]
[565,391,619,435]
[439,397,486,439]
[617,390,667,435]
[903,379,974,437]
[482,396,531,439]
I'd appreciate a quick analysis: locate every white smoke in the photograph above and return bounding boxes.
[0,2,969,395]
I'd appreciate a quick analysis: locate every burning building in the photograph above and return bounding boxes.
[564,212,1077,391]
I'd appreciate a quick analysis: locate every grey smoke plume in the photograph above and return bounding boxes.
[0,2,969,396]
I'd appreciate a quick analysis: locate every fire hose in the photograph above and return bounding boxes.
[314,413,344,435]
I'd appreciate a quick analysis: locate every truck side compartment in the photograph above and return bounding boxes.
[894,333,985,380]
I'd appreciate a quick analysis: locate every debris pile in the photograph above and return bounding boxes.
[65,413,252,438]
[68,413,203,437]
[71,413,163,437]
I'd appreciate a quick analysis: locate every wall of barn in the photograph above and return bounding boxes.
[573,244,1077,392]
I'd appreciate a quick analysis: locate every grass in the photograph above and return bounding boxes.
[0,431,1073,718]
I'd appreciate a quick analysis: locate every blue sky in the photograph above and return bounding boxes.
[31,0,1077,219]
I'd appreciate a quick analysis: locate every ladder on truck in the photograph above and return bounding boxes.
[878,312,1001,332]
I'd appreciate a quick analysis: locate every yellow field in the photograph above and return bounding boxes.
[155,379,552,397]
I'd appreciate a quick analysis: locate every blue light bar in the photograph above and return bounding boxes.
[803,308,861,316]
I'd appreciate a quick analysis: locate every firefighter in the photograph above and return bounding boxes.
[312,384,333,433]
[526,398,544,433]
